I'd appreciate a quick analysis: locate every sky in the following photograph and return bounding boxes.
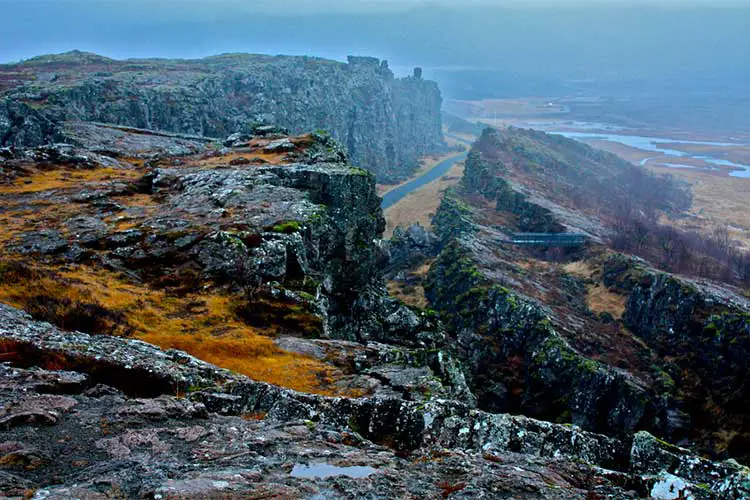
[1,0,748,110]
[2,0,748,63]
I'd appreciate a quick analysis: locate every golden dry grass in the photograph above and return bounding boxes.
[106,193,161,230]
[186,151,288,169]
[0,261,351,396]
[561,260,597,279]
[585,283,627,319]
[0,164,158,245]
[0,201,82,246]
[184,134,319,169]
[560,258,626,318]
[384,160,465,238]
[387,281,428,309]
[648,167,750,249]
[674,170,750,227]
[0,146,363,396]
[0,195,155,249]
[385,262,433,309]
[0,167,141,195]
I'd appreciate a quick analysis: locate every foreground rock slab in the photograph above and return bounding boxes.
[1,304,748,499]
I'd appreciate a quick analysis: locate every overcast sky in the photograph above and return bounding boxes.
[1,0,748,101]
[1,0,747,62]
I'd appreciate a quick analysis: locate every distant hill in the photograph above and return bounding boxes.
[465,127,692,233]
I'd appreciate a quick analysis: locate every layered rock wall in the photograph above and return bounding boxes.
[0,52,445,181]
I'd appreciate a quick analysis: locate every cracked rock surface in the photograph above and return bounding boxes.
[1,304,749,499]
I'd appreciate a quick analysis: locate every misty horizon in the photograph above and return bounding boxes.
[2,0,749,131]
[2,1,749,65]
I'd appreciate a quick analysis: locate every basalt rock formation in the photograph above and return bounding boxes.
[422,126,750,471]
[603,254,750,459]
[380,223,441,277]
[0,51,445,182]
[2,106,750,496]
[0,126,467,404]
[2,303,749,498]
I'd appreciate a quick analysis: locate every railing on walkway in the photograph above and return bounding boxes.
[509,233,587,247]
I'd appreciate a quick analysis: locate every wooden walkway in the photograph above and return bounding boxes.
[508,233,587,247]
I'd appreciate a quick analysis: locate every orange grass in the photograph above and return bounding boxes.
[560,260,626,318]
[385,262,433,309]
[0,167,141,194]
[0,261,349,396]
[186,151,289,169]
[0,201,82,246]
[561,261,596,279]
[585,284,627,319]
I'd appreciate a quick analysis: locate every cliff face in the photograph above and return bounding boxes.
[0,51,445,182]
[425,239,649,436]
[423,127,750,464]
[1,121,749,498]
[0,126,461,402]
[603,255,750,457]
[4,303,748,499]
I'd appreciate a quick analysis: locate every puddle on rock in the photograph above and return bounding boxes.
[290,463,378,479]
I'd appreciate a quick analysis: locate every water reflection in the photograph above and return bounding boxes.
[553,131,750,178]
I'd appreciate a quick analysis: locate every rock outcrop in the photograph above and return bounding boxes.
[2,129,386,340]
[604,254,750,460]
[0,126,466,403]
[425,239,649,437]
[2,303,748,499]
[380,223,440,277]
[423,126,750,465]
[0,51,445,182]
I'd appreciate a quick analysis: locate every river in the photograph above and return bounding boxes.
[382,127,750,212]
[550,131,750,178]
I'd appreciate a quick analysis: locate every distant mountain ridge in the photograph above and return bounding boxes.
[0,50,445,182]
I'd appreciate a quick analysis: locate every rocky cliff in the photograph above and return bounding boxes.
[0,125,466,402]
[603,254,750,459]
[2,113,750,496]
[419,126,750,468]
[0,51,445,182]
[2,303,749,498]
